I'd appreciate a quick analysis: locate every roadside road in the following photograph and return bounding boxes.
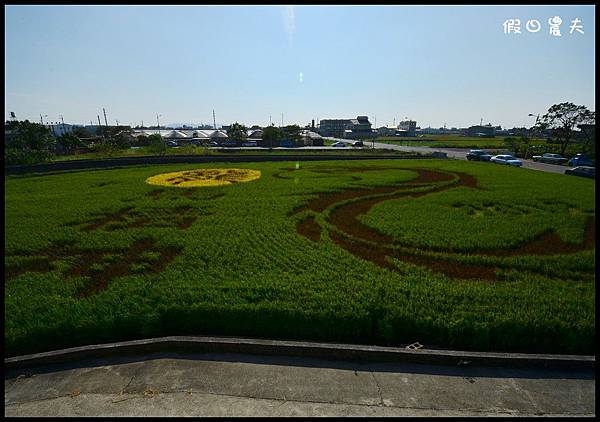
[4,352,595,417]
[330,138,574,175]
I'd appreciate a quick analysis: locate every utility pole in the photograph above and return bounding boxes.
[269,114,272,126]
[157,114,165,150]
[281,113,283,128]
[60,114,65,136]
[40,114,44,125]
[480,117,483,126]
[103,108,108,126]
[116,119,119,126]
[97,115,104,139]
[213,109,217,130]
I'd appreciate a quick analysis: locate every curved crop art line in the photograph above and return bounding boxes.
[292,167,595,281]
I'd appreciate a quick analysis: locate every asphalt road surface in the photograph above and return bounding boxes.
[329,138,575,175]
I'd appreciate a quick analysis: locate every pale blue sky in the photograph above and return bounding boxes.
[5,5,595,128]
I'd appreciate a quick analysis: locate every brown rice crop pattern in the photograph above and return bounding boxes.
[295,167,594,281]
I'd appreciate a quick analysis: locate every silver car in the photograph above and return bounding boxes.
[490,154,523,167]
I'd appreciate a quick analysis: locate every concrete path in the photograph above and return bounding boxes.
[4,353,595,416]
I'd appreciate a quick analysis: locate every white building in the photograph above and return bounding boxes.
[132,129,229,140]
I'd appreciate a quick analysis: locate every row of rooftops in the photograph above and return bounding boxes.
[130,129,259,139]
[131,128,322,140]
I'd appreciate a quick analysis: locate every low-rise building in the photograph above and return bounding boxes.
[397,120,417,136]
[462,124,496,138]
[300,130,324,146]
[130,129,229,143]
[319,116,376,139]
[377,126,397,136]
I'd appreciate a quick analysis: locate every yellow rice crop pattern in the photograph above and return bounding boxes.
[146,168,261,187]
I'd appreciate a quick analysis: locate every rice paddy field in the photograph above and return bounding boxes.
[4,159,595,357]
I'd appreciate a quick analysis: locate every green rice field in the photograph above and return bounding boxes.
[4,159,595,356]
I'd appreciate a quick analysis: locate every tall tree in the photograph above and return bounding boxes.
[72,126,92,139]
[282,124,302,141]
[262,125,282,148]
[535,102,594,156]
[146,134,166,155]
[226,122,248,144]
[56,133,85,155]
[4,120,56,164]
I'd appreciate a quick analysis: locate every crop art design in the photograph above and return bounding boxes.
[292,167,595,281]
[6,238,180,298]
[146,168,261,187]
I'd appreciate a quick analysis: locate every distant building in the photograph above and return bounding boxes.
[163,130,189,139]
[318,116,375,139]
[397,120,417,136]
[130,129,229,142]
[247,129,263,139]
[300,130,324,146]
[377,126,397,136]
[318,119,350,138]
[463,124,496,138]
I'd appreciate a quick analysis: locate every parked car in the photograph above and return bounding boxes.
[532,153,568,165]
[466,149,492,161]
[241,141,258,147]
[352,140,364,147]
[208,141,220,147]
[165,140,178,147]
[564,166,595,179]
[567,154,594,167]
[490,154,523,167]
[221,140,237,147]
[331,141,347,147]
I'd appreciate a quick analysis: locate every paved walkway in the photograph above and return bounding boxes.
[4,352,595,416]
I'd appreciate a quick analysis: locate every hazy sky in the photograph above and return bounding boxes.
[5,5,595,128]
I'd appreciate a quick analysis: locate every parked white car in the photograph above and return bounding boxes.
[331,141,347,147]
[490,154,523,167]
